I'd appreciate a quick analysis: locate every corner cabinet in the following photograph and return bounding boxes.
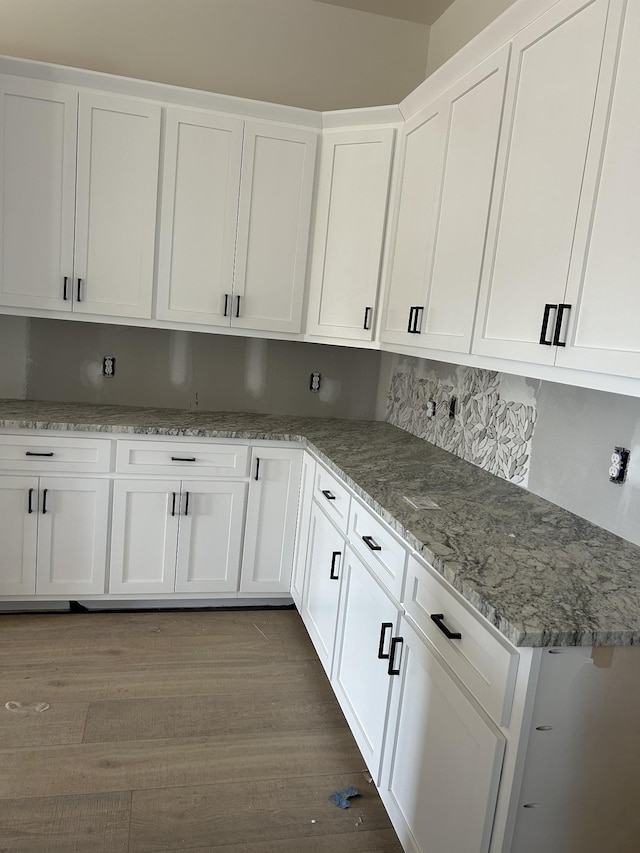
[0,78,161,319]
[380,46,510,354]
[306,126,395,342]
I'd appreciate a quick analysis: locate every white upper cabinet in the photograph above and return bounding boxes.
[381,45,510,354]
[472,0,621,366]
[306,127,395,342]
[232,123,317,334]
[74,93,161,319]
[0,76,77,311]
[156,109,244,326]
[558,0,640,378]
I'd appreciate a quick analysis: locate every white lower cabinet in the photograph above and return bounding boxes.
[332,547,401,783]
[240,448,302,594]
[0,475,109,596]
[109,478,247,594]
[380,615,506,853]
[300,500,345,676]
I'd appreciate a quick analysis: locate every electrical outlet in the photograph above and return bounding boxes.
[426,400,436,418]
[309,372,321,392]
[449,396,457,419]
[609,446,630,484]
[102,356,116,378]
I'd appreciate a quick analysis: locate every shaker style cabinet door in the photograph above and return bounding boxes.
[35,477,110,595]
[0,476,38,595]
[380,617,505,853]
[232,123,317,333]
[558,0,640,378]
[306,127,395,342]
[155,108,244,327]
[472,0,618,365]
[73,92,161,319]
[0,76,77,312]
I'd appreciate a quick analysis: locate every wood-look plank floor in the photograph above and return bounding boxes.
[0,609,403,852]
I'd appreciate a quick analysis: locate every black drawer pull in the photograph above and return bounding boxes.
[28,488,34,514]
[25,451,54,457]
[388,636,403,676]
[321,489,336,501]
[42,489,48,515]
[330,551,341,580]
[553,303,571,347]
[171,456,196,462]
[378,622,393,659]
[362,535,382,552]
[539,303,556,346]
[171,492,177,517]
[430,613,461,640]
[184,492,190,517]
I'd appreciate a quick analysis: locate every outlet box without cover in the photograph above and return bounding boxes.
[310,372,321,392]
[102,356,116,377]
[609,447,630,484]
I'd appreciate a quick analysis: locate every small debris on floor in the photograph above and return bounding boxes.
[5,701,49,713]
[329,786,362,808]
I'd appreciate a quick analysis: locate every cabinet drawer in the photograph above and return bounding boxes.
[348,498,406,601]
[0,434,111,473]
[313,464,351,532]
[115,440,249,477]
[404,555,518,726]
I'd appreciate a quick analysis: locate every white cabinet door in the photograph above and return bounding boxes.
[380,617,505,853]
[300,502,345,676]
[306,128,395,341]
[240,448,303,594]
[380,101,447,348]
[472,0,615,365]
[558,0,640,378]
[36,477,110,595]
[0,476,38,595]
[0,76,77,311]
[332,547,400,783]
[421,46,510,354]
[290,452,316,608]
[156,108,243,326]
[109,479,179,593]
[74,92,161,319]
[175,481,247,594]
[232,123,317,333]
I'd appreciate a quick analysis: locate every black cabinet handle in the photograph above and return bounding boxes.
[388,636,403,676]
[25,451,54,457]
[255,457,261,481]
[321,489,336,501]
[539,303,556,345]
[171,492,177,517]
[364,306,372,330]
[223,294,230,317]
[42,489,48,515]
[77,278,82,302]
[430,613,461,640]
[362,535,382,552]
[407,307,415,333]
[28,488,34,515]
[378,622,393,659]
[184,491,190,517]
[330,550,341,580]
[235,294,241,318]
[407,306,423,334]
[170,456,196,462]
[63,276,69,301]
[552,303,571,347]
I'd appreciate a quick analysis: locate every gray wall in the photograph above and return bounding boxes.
[0,316,29,399]
[26,320,381,420]
[0,0,430,110]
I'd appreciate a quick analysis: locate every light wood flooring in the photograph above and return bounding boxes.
[0,608,403,852]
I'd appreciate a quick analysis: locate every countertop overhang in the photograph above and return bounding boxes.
[1,399,639,648]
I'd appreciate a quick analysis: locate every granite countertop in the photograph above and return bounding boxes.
[1,399,639,648]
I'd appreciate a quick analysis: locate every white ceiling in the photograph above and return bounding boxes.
[312,0,456,25]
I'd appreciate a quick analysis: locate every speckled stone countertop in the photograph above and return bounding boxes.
[1,399,639,648]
